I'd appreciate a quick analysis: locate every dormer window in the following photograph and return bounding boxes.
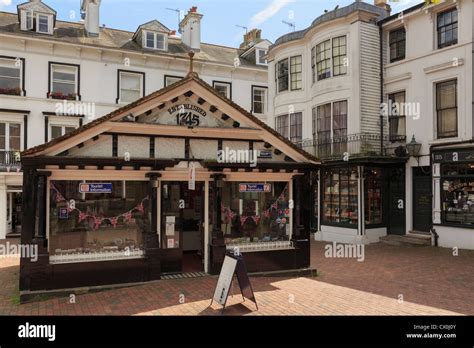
[256,49,268,66]
[26,11,34,30]
[37,14,49,33]
[144,31,166,50]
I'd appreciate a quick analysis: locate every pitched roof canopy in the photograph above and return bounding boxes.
[22,70,318,164]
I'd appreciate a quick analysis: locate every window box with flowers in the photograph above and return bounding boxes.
[0,87,22,96]
[48,92,78,101]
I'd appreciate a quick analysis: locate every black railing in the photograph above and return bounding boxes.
[0,151,22,169]
[297,133,407,160]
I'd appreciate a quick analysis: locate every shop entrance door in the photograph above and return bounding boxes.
[387,167,406,235]
[413,167,432,233]
[160,182,205,274]
[6,188,22,237]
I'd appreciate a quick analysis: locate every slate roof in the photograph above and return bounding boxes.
[0,11,265,69]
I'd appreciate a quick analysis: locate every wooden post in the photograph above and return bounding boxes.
[145,172,161,280]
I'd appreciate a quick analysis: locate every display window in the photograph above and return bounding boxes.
[49,180,149,264]
[364,167,383,225]
[441,163,474,226]
[220,182,292,251]
[322,167,358,226]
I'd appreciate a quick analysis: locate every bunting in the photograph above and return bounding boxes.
[51,183,148,230]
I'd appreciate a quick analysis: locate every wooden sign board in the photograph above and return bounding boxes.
[210,252,258,313]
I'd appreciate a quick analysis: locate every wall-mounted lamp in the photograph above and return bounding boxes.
[406,135,422,158]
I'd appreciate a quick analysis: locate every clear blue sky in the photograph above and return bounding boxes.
[1,0,421,47]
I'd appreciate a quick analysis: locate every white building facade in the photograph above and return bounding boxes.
[267,0,474,249]
[0,0,270,239]
[381,0,474,249]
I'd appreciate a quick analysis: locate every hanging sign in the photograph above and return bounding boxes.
[188,163,196,190]
[239,183,271,193]
[210,251,258,314]
[79,183,113,194]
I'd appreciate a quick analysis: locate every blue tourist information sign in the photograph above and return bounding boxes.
[79,183,113,194]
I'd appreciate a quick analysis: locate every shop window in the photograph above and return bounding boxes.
[437,8,457,49]
[276,58,289,93]
[364,167,383,225]
[220,182,291,249]
[290,55,302,90]
[0,58,22,96]
[436,79,457,139]
[252,86,267,114]
[49,181,149,264]
[441,163,474,226]
[119,71,144,103]
[322,167,358,226]
[275,114,288,139]
[389,27,406,63]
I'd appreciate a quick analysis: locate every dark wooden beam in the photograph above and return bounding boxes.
[184,91,194,97]
[197,98,206,105]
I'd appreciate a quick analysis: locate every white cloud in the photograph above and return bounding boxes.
[0,0,12,10]
[249,0,296,28]
[389,0,423,12]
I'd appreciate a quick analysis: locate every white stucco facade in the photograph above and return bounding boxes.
[0,1,269,239]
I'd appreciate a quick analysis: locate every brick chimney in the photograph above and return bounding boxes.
[374,0,391,12]
[239,28,262,49]
[179,6,203,51]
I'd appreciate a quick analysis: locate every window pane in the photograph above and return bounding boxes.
[51,126,63,140]
[52,82,76,95]
[65,127,76,135]
[277,59,289,92]
[121,74,141,90]
[146,32,155,48]
[120,90,141,103]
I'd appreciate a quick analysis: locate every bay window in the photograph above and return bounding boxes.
[332,36,347,76]
[275,115,288,138]
[364,167,383,225]
[315,101,348,158]
[316,40,331,80]
[276,58,289,93]
[290,55,302,90]
[289,112,302,143]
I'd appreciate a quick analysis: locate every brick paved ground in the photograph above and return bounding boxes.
[0,240,473,315]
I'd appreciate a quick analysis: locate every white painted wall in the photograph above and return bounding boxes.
[384,0,474,249]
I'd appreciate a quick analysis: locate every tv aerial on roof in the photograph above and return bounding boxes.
[282,20,296,32]
[166,8,182,30]
[235,25,248,34]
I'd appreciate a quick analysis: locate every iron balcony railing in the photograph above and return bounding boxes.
[0,151,22,169]
[296,133,407,160]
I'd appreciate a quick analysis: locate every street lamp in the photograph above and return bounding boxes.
[406,135,422,158]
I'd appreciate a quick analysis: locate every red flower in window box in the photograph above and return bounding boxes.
[49,91,77,100]
[0,87,21,96]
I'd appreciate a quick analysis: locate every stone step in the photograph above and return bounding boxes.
[380,234,431,247]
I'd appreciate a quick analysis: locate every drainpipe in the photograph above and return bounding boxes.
[379,22,384,156]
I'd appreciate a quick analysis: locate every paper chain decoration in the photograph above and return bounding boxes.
[51,183,147,230]
[221,189,288,226]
